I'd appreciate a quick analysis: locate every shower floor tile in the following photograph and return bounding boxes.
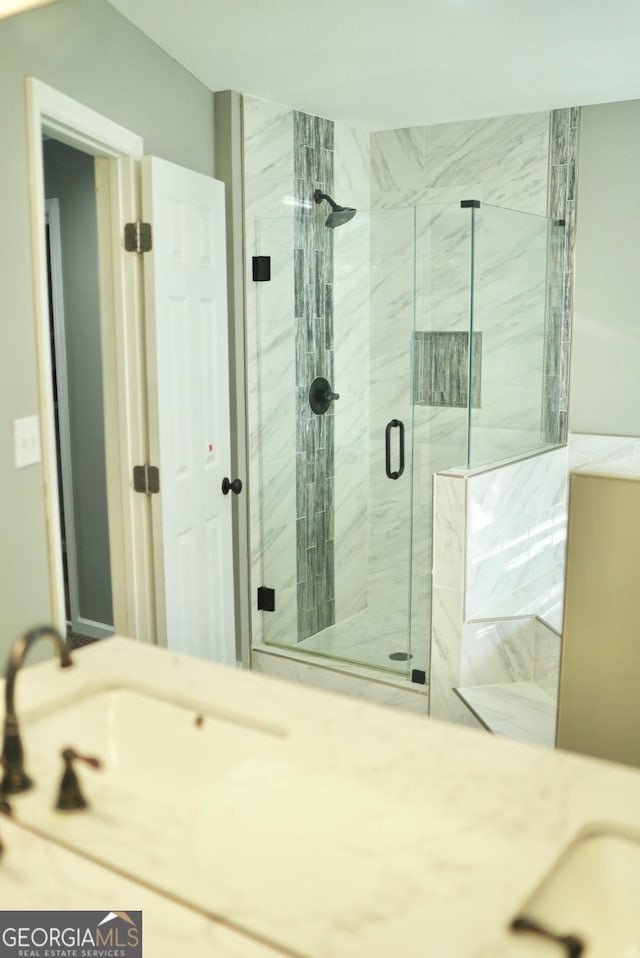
[297,609,430,677]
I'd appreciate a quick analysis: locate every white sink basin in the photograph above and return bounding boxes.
[20,686,286,792]
[484,823,640,957]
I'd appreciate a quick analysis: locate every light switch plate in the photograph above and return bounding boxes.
[14,415,41,468]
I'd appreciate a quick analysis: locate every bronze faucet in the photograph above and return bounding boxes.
[1,626,73,794]
[55,747,102,811]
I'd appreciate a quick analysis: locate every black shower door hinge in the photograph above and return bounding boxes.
[133,464,160,495]
[257,586,276,611]
[411,669,426,685]
[252,256,271,281]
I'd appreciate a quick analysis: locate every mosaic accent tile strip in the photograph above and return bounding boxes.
[413,331,482,408]
[294,110,336,640]
[543,107,579,444]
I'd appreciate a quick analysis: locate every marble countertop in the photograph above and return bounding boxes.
[0,817,282,957]
[3,636,640,957]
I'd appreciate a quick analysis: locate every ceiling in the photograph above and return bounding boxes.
[107,0,640,130]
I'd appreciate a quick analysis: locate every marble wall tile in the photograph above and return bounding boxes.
[465,446,569,620]
[412,407,468,451]
[262,583,300,648]
[432,473,466,590]
[460,617,536,686]
[481,564,565,628]
[415,207,473,331]
[332,127,370,624]
[244,175,299,221]
[428,472,469,721]
[429,585,471,723]
[467,427,552,470]
[370,126,425,192]
[372,186,483,211]
[467,203,548,454]
[333,121,370,212]
[333,200,369,620]
[533,618,561,700]
[366,473,413,613]
[568,432,640,472]
[423,113,550,216]
[251,648,430,714]
[243,97,294,180]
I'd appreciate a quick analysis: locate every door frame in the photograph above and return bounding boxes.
[26,77,155,641]
[45,197,114,641]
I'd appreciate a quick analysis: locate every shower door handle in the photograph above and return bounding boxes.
[385,419,405,480]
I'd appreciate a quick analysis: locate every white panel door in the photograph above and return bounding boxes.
[141,156,236,663]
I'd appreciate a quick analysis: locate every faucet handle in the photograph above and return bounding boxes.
[55,747,102,812]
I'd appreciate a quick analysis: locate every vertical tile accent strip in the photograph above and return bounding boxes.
[543,107,580,444]
[294,111,336,640]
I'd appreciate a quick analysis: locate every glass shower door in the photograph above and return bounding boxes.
[253,206,417,677]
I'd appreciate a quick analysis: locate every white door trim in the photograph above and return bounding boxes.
[26,77,152,639]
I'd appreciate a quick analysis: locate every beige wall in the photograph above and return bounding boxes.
[571,99,640,436]
[0,0,216,660]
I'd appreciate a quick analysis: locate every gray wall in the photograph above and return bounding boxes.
[43,139,113,627]
[0,0,216,662]
[571,99,640,436]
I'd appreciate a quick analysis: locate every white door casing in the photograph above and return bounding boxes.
[142,156,236,664]
[26,78,151,640]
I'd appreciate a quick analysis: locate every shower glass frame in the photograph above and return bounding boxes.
[252,199,558,680]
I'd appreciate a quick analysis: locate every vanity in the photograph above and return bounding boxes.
[2,636,640,957]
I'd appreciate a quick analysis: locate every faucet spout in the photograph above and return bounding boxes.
[1,626,73,794]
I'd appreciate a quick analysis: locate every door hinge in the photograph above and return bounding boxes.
[133,464,160,495]
[124,221,152,253]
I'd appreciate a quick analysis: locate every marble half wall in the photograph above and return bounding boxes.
[465,446,569,624]
[430,446,568,722]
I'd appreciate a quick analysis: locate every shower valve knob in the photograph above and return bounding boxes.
[309,377,339,415]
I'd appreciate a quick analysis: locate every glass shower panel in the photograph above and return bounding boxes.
[410,203,472,674]
[253,215,298,652]
[255,206,417,676]
[467,203,551,468]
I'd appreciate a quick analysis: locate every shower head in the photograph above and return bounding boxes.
[313,189,356,228]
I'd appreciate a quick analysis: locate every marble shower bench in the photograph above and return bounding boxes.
[454,615,561,747]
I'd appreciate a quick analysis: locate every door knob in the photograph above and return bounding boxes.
[222,477,243,495]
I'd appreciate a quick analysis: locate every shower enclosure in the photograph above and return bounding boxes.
[251,199,555,681]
